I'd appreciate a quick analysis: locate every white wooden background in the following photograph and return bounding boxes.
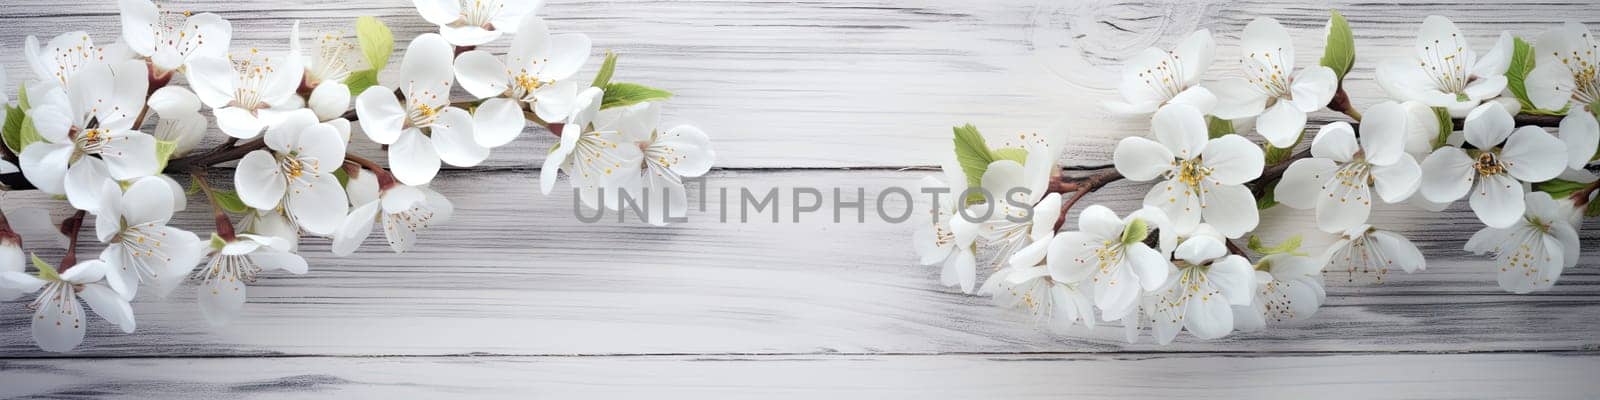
[3,0,1600,398]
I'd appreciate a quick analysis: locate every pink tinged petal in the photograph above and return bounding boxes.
[1371,154,1422,203]
[1524,63,1575,111]
[333,201,380,257]
[79,283,134,333]
[1200,134,1264,185]
[453,50,510,99]
[186,56,238,108]
[1311,121,1359,162]
[197,271,247,327]
[1464,102,1515,149]
[1288,66,1338,112]
[1470,173,1524,228]
[1256,100,1307,148]
[20,143,73,194]
[472,98,526,148]
[118,0,159,56]
[63,159,111,212]
[1559,112,1600,170]
[148,86,202,117]
[1113,136,1173,181]
[98,130,159,179]
[432,107,490,167]
[355,87,406,145]
[1046,231,1100,284]
[413,0,462,25]
[1152,104,1209,159]
[287,174,349,236]
[1200,182,1259,238]
[308,82,352,122]
[235,150,288,209]
[1275,158,1337,210]
[215,107,266,139]
[1500,126,1567,183]
[1356,102,1408,166]
[441,25,503,47]
[31,285,86,352]
[1207,78,1269,119]
[400,34,456,97]
[542,33,593,81]
[1371,230,1427,273]
[390,130,442,186]
[1126,243,1169,291]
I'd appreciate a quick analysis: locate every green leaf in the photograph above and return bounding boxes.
[1587,197,1600,218]
[345,69,381,97]
[591,51,619,88]
[1432,107,1453,148]
[12,114,45,154]
[153,140,179,171]
[952,124,993,194]
[1247,234,1305,256]
[2,105,24,154]
[355,16,394,71]
[600,82,673,110]
[208,233,228,250]
[1320,9,1356,82]
[1206,116,1234,139]
[1256,180,1279,210]
[17,86,30,111]
[186,175,204,195]
[1264,129,1305,165]
[1120,218,1149,245]
[333,166,350,187]
[1504,36,1546,114]
[210,189,252,214]
[31,253,58,281]
[1536,179,1589,199]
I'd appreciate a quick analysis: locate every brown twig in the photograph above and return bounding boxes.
[1047,168,1124,231]
[56,210,87,270]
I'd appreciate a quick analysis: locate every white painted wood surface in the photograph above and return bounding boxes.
[1,0,1599,397]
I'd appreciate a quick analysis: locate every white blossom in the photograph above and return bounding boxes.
[1465,191,1581,294]
[1211,17,1339,147]
[1419,102,1565,228]
[1114,104,1264,237]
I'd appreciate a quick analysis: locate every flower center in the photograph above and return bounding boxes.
[1084,240,1127,285]
[1421,33,1471,94]
[194,254,261,291]
[44,34,104,87]
[406,90,445,129]
[27,281,82,330]
[511,72,548,101]
[151,7,207,61]
[1554,33,1600,105]
[1474,152,1506,176]
[1326,160,1373,207]
[1329,229,1393,284]
[73,128,111,156]
[1172,157,1212,187]
[457,0,504,28]
[113,224,174,283]
[1242,48,1292,97]
[230,48,277,111]
[279,155,314,179]
[1136,52,1188,100]
[309,32,356,84]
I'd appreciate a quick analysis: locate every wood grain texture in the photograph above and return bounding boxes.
[1,170,1598,357]
[4,353,1598,399]
[0,0,1594,168]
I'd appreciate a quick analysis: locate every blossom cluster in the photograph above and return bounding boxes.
[0,0,714,352]
[918,13,1599,344]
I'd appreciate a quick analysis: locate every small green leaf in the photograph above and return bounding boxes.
[345,69,381,97]
[154,140,179,171]
[1536,179,1589,199]
[1256,180,1279,210]
[1320,9,1356,82]
[186,175,204,195]
[1587,197,1600,218]
[333,166,350,187]
[1432,107,1453,148]
[591,51,619,88]
[31,253,58,281]
[600,82,673,110]
[952,124,993,195]
[17,86,30,111]
[989,147,1029,164]
[1504,36,1549,114]
[210,189,252,214]
[355,16,394,71]
[1120,218,1150,245]
[209,233,228,250]
[2,105,24,154]
[12,114,45,154]
[1247,234,1305,256]
[1206,116,1235,139]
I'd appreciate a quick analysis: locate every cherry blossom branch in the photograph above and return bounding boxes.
[56,210,86,270]
[345,153,398,189]
[164,138,268,174]
[1048,168,1124,231]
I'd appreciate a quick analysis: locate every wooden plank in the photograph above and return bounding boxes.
[4,353,1598,399]
[1,170,1598,356]
[0,0,1595,168]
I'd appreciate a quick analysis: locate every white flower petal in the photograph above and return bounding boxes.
[1242,17,1295,72]
[543,33,592,81]
[1288,66,1338,112]
[1112,136,1173,181]
[31,285,86,352]
[1560,112,1600,170]
[20,143,73,194]
[1464,102,1515,149]
[1524,63,1575,111]
[148,85,202,117]
[79,283,134,333]
[1500,126,1568,183]
[1200,134,1264,186]
[1371,230,1426,273]
[1462,75,1506,101]
[1046,231,1099,283]
[197,270,247,327]
[1357,102,1408,166]
[185,56,237,108]
[432,108,490,167]
[235,150,287,209]
[1146,179,1201,235]
[118,0,159,56]
[1200,182,1259,238]
[1256,100,1308,148]
[1311,121,1358,162]
[287,173,349,236]
[1127,243,1169,291]
[390,130,442,185]
[1152,104,1209,159]
[473,98,526,148]
[355,86,406,145]
[441,25,502,47]
[308,82,352,122]
[413,0,462,25]
[453,50,510,99]
[1207,78,1269,119]
[1419,146,1476,203]
[98,130,159,179]
[1371,154,1421,203]
[1182,285,1235,340]
[659,125,717,177]
[1275,158,1337,209]
[1470,173,1524,229]
[63,158,111,212]
[214,107,266,139]
[399,34,455,97]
